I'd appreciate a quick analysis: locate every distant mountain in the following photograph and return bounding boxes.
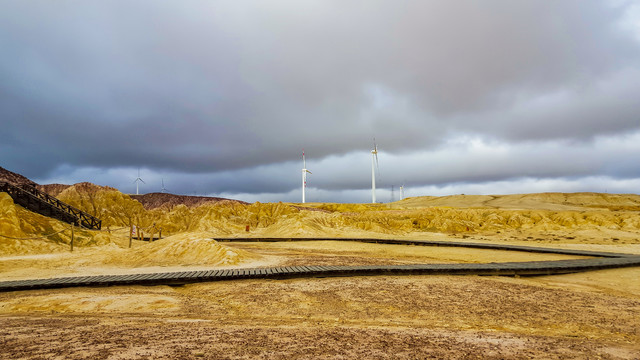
[0,166,37,187]
[0,166,246,209]
[129,192,248,210]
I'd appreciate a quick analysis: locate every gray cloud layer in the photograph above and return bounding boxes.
[1,1,639,201]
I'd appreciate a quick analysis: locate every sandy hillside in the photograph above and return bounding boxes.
[394,192,640,210]
[2,185,640,255]
[0,232,256,281]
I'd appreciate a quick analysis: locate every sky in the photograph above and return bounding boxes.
[1,0,640,203]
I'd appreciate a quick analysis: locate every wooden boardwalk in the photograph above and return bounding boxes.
[1,238,639,292]
[0,181,102,230]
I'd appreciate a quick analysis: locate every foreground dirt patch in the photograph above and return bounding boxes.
[3,317,637,360]
[1,274,639,359]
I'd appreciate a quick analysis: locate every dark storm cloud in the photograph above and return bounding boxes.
[1,0,640,198]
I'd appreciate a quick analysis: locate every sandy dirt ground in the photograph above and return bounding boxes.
[1,236,640,359]
[1,272,639,359]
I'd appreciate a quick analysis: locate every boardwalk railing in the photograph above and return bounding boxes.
[0,181,102,230]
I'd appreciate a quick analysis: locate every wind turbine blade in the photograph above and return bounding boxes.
[140,179,146,184]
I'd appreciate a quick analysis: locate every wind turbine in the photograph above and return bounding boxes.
[161,178,168,193]
[371,139,379,203]
[400,184,405,200]
[134,168,145,195]
[301,150,312,203]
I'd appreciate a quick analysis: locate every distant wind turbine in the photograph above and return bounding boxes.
[161,178,168,193]
[134,168,145,195]
[371,139,379,203]
[400,184,405,200]
[301,150,312,203]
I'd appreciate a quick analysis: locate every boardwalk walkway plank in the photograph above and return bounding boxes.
[2,238,640,292]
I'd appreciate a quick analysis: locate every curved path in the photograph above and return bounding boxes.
[1,238,639,292]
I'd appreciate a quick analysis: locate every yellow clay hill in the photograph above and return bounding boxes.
[1,183,640,256]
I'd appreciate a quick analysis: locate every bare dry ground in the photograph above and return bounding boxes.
[1,271,639,359]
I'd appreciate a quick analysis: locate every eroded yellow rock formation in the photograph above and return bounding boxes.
[1,184,639,257]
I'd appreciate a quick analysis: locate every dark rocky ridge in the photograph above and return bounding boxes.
[129,192,248,210]
[0,166,38,187]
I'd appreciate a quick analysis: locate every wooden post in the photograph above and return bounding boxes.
[141,230,144,242]
[129,222,133,248]
[159,228,162,239]
[150,223,155,242]
[70,223,74,252]
[136,225,140,241]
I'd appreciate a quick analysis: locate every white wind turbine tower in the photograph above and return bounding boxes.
[134,168,145,195]
[301,150,312,203]
[371,139,379,203]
